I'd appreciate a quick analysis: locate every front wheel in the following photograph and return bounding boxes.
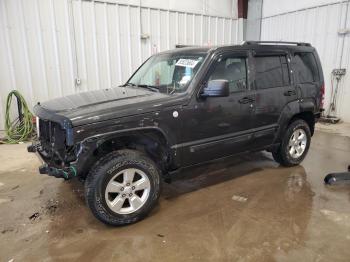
[85,149,161,226]
[272,119,311,167]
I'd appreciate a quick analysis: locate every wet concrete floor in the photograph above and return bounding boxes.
[1,130,350,261]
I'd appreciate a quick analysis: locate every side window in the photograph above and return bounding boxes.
[293,52,319,83]
[208,56,247,92]
[255,55,289,89]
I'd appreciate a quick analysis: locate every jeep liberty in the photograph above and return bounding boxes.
[28,41,324,225]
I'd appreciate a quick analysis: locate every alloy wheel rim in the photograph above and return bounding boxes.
[288,128,307,159]
[104,168,150,214]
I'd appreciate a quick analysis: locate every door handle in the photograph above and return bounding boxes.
[284,90,296,96]
[238,97,255,104]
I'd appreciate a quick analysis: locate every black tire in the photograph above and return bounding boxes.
[272,119,311,167]
[85,149,161,226]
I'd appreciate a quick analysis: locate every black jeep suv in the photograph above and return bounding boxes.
[28,41,324,225]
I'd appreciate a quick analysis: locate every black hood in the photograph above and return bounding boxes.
[37,87,171,126]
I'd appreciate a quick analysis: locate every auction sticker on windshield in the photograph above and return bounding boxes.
[175,58,199,68]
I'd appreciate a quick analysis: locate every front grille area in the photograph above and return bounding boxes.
[38,119,66,158]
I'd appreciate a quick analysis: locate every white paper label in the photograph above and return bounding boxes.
[175,59,199,68]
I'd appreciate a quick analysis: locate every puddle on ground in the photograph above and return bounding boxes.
[0,132,350,261]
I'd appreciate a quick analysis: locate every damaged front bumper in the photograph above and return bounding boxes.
[27,143,77,180]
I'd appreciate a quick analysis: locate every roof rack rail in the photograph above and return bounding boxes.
[175,44,198,48]
[242,41,311,47]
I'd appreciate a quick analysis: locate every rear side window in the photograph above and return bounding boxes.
[293,52,319,83]
[254,55,290,89]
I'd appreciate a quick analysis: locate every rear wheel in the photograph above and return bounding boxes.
[85,149,161,226]
[272,119,311,167]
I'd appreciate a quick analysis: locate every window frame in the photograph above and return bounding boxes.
[126,52,207,94]
[202,52,249,95]
[280,55,291,86]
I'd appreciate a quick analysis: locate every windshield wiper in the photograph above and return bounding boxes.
[137,84,159,92]
[122,82,136,87]
[122,82,159,92]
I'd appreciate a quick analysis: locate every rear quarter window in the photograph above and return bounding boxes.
[293,52,319,83]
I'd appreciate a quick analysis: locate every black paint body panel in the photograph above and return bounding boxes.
[31,44,324,177]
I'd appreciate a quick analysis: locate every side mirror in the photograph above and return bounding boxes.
[201,80,230,98]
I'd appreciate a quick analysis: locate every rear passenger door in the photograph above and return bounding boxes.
[251,51,297,148]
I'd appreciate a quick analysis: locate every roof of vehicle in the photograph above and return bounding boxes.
[160,41,315,56]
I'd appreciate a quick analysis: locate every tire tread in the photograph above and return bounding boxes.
[85,149,161,226]
[272,119,311,167]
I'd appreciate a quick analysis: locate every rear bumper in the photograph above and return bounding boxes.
[27,142,77,180]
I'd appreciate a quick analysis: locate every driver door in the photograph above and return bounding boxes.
[179,51,256,166]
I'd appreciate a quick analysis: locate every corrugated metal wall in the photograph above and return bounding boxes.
[261,1,350,122]
[0,0,239,130]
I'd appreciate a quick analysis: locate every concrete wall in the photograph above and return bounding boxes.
[246,0,262,40]
[0,0,239,130]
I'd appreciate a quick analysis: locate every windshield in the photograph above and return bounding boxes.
[126,52,207,94]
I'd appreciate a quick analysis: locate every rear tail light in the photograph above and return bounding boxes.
[320,83,325,110]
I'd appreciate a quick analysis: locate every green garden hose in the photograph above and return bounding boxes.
[4,90,34,143]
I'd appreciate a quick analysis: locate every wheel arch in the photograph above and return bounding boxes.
[275,101,316,144]
[289,111,315,136]
[76,127,172,179]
